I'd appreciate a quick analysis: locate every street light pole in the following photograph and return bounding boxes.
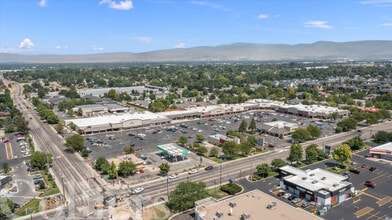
[166,178,169,199]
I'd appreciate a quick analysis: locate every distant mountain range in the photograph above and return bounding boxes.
[1,41,392,63]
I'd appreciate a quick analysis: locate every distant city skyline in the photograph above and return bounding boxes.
[1,0,391,55]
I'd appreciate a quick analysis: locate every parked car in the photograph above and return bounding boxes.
[283,193,291,199]
[364,180,376,188]
[301,201,310,208]
[349,169,360,174]
[103,195,116,205]
[132,187,144,194]
[369,167,376,171]
[33,174,42,180]
[291,198,301,204]
[287,195,296,201]
[168,173,179,179]
[205,165,213,171]
[34,179,43,185]
[277,191,285,197]
[188,169,198,174]
[361,164,367,168]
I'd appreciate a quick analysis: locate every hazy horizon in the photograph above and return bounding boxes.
[1,0,392,55]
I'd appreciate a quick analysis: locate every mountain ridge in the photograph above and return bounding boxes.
[1,40,391,63]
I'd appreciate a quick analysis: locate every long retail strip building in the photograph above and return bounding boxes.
[64,99,350,135]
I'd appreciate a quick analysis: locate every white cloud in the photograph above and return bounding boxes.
[382,23,392,26]
[258,14,269,19]
[133,36,152,43]
[174,43,186,49]
[38,0,47,7]
[190,1,231,12]
[19,38,36,49]
[93,46,104,51]
[99,0,133,10]
[55,45,69,50]
[304,20,333,29]
[360,0,392,7]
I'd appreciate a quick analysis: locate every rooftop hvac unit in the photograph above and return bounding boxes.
[216,211,224,218]
[321,177,326,180]
[229,202,236,207]
[311,180,318,184]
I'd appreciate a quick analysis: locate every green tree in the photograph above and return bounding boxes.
[159,162,170,175]
[95,156,109,172]
[221,141,239,158]
[0,196,14,216]
[246,135,257,147]
[209,147,219,157]
[287,143,303,164]
[248,117,257,131]
[77,108,83,116]
[332,144,352,167]
[256,163,271,178]
[166,181,209,212]
[372,131,392,144]
[344,136,365,151]
[178,136,188,147]
[55,120,64,135]
[197,145,208,156]
[238,120,247,133]
[305,144,319,163]
[271,158,286,169]
[30,151,52,170]
[123,146,135,154]
[1,162,10,174]
[291,128,311,143]
[118,161,136,177]
[196,134,205,143]
[337,118,357,132]
[239,142,252,156]
[64,134,85,152]
[108,161,118,179]
[307,125,322,139]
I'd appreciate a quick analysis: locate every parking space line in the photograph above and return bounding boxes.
[377,214,389,220]
[361,191,381,201]
[366,211,380,220]
[376,196,392,206]
[355,206,374,218]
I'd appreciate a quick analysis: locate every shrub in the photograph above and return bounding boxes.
[220,183,241,195]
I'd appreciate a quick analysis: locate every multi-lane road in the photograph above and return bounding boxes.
[6,79,111,218]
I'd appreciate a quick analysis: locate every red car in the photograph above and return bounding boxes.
[277,191,285,197]
[364,181,376,188]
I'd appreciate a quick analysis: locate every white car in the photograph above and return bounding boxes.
[188,169,198,174]
[132,187,144,194]
[168,173,179,179]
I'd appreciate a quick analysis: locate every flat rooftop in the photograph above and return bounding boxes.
[195,189,322,220]
[280,166,351,193]
[371,142,392,151]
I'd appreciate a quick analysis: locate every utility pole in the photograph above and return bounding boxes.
[219,164,222,186]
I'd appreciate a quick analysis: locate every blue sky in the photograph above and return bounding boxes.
[1,0,391,55]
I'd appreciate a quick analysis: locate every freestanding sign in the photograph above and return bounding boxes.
[324,145,331,155]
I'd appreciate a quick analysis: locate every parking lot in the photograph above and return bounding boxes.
[238,150,392,220]
[82,111,339,182]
